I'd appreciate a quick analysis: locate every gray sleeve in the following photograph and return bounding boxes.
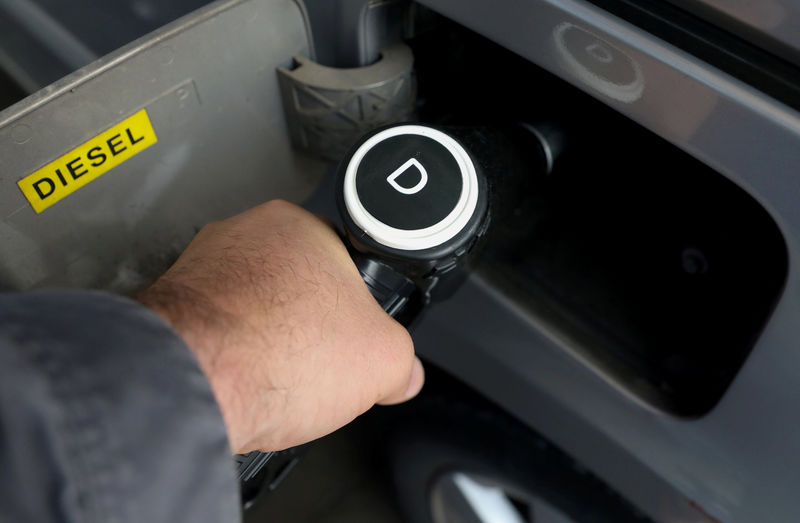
[0,290,240,523]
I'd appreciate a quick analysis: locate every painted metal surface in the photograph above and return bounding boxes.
[1,0,798,520]
[0,0,324,292]
[415,0,800,521]
[671,0,800,65]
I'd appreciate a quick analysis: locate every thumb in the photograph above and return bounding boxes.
[377,356,425,406]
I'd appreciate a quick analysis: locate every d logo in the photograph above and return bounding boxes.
[386,158,428,195]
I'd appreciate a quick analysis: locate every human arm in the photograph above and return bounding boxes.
[0,199,422,522]
[136,199,424,453]
[0,290,239,523]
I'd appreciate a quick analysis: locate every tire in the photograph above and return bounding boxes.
[382,385,650,523]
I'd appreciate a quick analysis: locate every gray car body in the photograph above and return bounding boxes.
[413,1,800,521]
[1,0,799,521]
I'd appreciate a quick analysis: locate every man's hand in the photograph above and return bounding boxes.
[137,200,424,453]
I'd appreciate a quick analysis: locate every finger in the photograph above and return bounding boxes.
[377,356,425,406]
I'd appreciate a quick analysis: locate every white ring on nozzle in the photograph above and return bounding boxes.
[343,125,479,251]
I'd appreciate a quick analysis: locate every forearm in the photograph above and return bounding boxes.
[135,200,422,454]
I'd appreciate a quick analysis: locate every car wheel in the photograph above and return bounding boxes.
[384,391,649,523]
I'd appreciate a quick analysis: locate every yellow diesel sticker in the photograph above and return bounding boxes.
[17,109,158,213]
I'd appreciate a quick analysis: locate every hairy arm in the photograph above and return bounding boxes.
[138,200,424,453]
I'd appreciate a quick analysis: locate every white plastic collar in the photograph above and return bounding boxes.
[343,125,479,251]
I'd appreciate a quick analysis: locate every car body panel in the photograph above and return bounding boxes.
[1,0,798,521]
[415,0,800,521]
[670,0,800,66]
[0,0,324,292]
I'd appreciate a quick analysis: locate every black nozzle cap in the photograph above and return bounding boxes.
[337,124,488,266]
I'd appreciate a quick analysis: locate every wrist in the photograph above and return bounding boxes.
[136,278,251,452]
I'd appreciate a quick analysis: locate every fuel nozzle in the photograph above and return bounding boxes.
[337,124,490,319]
[238,122,551,499]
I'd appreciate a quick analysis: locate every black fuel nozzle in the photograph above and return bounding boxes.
[336,124,491,321]
[238,122,553,502]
